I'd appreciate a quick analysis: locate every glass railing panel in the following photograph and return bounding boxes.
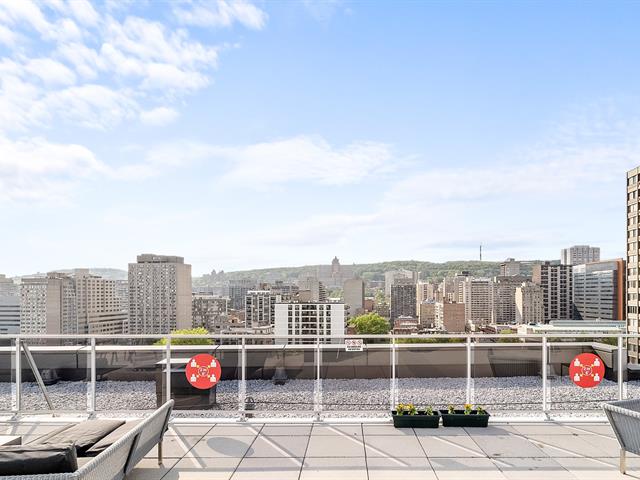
[245,337,315,418]
[320,337,391,418]
[625,335,640,400]
[395,336,467,413]
[0,338,15,413]
[94,337,164,412]
[548,336,619,413]
[19,337,89,412]
[472,336,542,417]
[169,337,241,418]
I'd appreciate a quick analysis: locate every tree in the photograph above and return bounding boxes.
[349,313,391,334]
[155,327,214,345]
[498,329,519,343]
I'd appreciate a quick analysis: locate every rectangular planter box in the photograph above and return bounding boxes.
[439,410,490,427]
[391,411,440,428]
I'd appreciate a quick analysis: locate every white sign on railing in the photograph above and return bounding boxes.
[345,339,364,352]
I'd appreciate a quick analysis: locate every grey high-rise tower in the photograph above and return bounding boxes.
[128,254,192,334]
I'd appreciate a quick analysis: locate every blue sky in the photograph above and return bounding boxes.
[1,0,640,276]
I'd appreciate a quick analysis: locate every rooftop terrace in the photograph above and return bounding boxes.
[0,418,633,479]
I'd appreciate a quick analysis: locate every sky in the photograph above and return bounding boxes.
[1,0,640,276]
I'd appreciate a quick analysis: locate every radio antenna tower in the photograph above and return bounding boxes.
[479,244,482,261]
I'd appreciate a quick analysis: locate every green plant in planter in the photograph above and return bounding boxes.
[476,406,487,415]
[447,404,455,414]
[425,406,434,415]
[464,403,473,415]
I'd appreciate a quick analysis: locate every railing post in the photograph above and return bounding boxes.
[618,335,625,400]
[315,337,322,421]
[13,337,21,413]
[88,337,96,414]
[542,335,548,414]
[239,338,246,421]
[165,336,171,404]
[466,336,473,404]
[390,337,397,410]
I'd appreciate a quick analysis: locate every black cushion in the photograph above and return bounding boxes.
[0,442,78,475]
[84,420,141,457]
[38,419,125,456]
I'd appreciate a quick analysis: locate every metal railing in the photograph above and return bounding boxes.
[0,332,635,418]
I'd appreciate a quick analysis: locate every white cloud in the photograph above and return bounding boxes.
[0,2,231,134]
[140,106,179,126]
[216,135,396,187]
[66,0,99,27]
[0,135,106,202]
[24,57,76,86]
[174,0,267,30]
[41,84,138,130]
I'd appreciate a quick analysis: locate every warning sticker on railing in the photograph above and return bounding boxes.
[569,353,605,389]
[345,339,364,352]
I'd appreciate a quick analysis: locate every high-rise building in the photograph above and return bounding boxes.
[384,270,417,297]
[628,167,640,362]
[444,271,470,304]
[390,279,417,320]
[274,302,345,344]
[416,281,439,309]
[435,302,466,332]
[192,295,230,332]
[20,273,77,334]
[343,278,365,319]
[0,275,19,334]
[228,279,255,311]
[0,296,20,334]
[128,254,192,334]
[572,259,625,321]
[532,262,573,322]
[245,290,278,328]
[500,258,521,276]
[515,281,544,324]
[74,269,127,335]
[462,277,492,325]
[418,301,436,328]
[0,274,18,297]
[561,245,601,265]
[491,275,529,324]
[297,277,327,302]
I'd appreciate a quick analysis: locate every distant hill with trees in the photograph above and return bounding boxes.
[194,259,548,286]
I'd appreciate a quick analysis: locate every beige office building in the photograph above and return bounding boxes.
[20,273,77,334]
[627,167,640,362]
[435,302,466,333]
[74,269,127,335]
[532,262,572,322]
[491,275,529,324]
[515,281,544,324]
[343,278,365,319]
[462,277,492,326]
[128,254,192,334]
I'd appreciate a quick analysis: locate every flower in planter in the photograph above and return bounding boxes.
[447,404,455,414]
[463,403,473,415]
[395,403,417,416]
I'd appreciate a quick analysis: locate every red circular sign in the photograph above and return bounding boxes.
[185,354,221,390]
[569,353,605,388]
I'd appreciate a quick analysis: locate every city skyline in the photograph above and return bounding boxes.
[2,1,640,276]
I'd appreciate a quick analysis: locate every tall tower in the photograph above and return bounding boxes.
[627,168,639,362]
[128,254,192,334]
